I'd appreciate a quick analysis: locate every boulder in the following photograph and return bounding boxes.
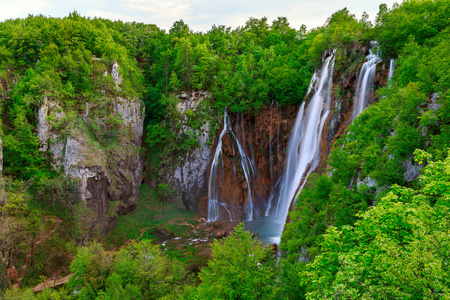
[214,230,228,239]
[151,226,175,239]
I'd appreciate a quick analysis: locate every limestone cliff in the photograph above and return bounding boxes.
[172,91,212,211]
[160,91,298,219]
[37,64,144,232]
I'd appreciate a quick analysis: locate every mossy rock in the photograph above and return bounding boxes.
[151,226,175,239]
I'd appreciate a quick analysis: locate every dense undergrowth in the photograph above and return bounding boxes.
[1,0,450,299]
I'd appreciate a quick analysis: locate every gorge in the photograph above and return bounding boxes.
[1,1,450,298]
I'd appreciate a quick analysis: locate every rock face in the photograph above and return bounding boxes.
[37,97,64,152]
[204,106,298,219]
[37,74,144,232]
[172,91,212,210]
[162,91,298,217]
[321,45,390,166]
[403,159,423,182]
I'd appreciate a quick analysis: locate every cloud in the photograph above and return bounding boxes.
[0,0,52,20]
[125,0,192,24]
[0,0,397,32]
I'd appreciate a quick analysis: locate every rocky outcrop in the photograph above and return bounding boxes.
[106,145,143,215]
[151,226,175,239]
[37,97,66,169]
[114,97,144,146]
[403,159,422,182]
[37,67,144,231]
[356,176,377,188]
[37,97,64,152]
[172,91,212,210]
[111,61,122,86]
[318,46,390,173]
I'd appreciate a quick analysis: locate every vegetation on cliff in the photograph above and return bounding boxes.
[1,0,450,299]
[282,0,450,298]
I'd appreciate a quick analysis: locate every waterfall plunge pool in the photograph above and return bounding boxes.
[244,216,284,245]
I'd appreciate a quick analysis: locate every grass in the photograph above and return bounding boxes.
[106,183,198,247]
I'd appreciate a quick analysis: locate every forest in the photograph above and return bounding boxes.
[0,0,449,299]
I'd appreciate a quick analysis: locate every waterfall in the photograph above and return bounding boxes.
[207,109,256,222]
[269,102,274,190]
[388,59,395,80]
[264,52,336,241]
[276,102,280,176]
[351,48,381,120]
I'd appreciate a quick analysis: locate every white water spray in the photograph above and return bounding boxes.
[351,48,381,120]
[207,109,256,222]
[388,59,395,80]
[264,52,336,241]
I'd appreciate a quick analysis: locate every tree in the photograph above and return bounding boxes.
[169,20,191,38]
[302,149,450,299]
[68,240,189,299]
[192,223,279,299]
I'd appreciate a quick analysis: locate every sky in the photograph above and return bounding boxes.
[0,0,398,32]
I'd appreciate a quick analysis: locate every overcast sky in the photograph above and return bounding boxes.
[0,0,398,32]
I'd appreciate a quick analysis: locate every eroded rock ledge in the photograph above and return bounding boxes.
[37,92,144,232]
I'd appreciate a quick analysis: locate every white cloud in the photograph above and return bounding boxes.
[0,0,398,32]
[126,0,191,18]
[85,10,136,22]
[0,0,52,20]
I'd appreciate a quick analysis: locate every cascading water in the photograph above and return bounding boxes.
[351,47,381,120]
[269,102,274,190]
[213,47,382,243]
[388,59,395,80]
[256,52,336,243]
[207,109,257,222]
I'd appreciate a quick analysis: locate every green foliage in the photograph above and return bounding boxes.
[2,286,71,299]
[301,150,450,299]
[306,8,372,67]
[1,2,450,297]
[139,16,317,122]
[192,223,279,299]
[280,3,450,299]
[376,0,450,59]
[0,192,28,216]
[281,174,372,261]
[0,14,144,181]
[68,240,190,299]
[32,176,80,211]
[156,183,177,202]
[2,105,49,180]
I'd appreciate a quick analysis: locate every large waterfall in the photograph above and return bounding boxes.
[351,47,381,120]
[207,46,384,244]
[260,52,336,242]
[207,109,257,222]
